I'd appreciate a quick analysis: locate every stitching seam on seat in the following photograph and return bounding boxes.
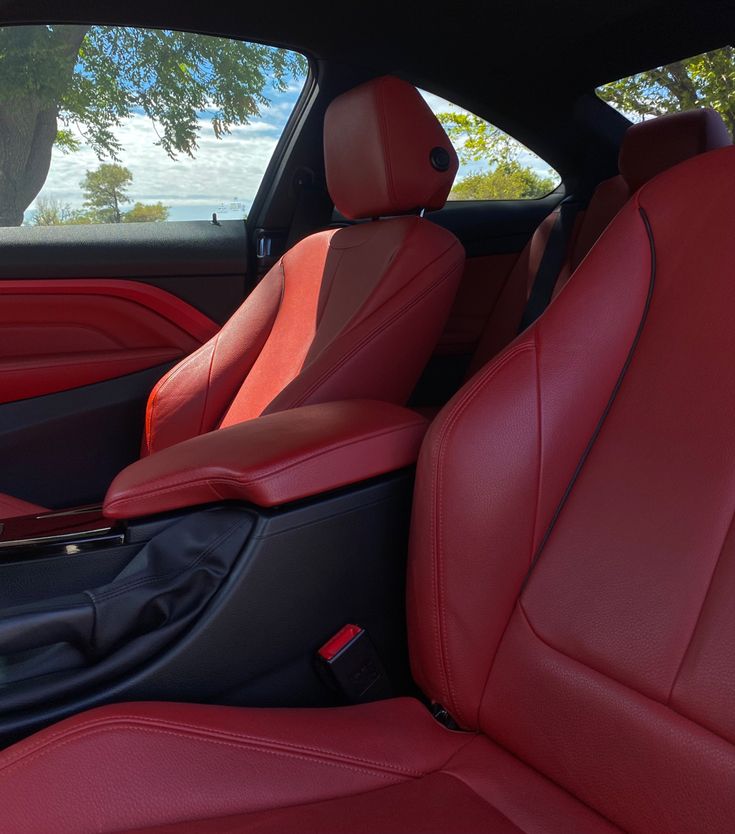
[284,252,464,409]
[518,201,657,590]
[105,420,425,513]
[0,721,427,781]
[515,600,735,749]
[666,504,735,704]
[428,341,536,720]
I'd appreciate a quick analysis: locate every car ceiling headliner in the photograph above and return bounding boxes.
[0,0,733,174]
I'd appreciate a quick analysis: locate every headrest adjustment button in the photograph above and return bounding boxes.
[430,146,451,172]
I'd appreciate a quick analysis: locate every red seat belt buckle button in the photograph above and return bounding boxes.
[318,624,392,703]
[318,624,363,661]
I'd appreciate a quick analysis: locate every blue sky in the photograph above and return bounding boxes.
[28,75,306,223]
[27,68,559,224]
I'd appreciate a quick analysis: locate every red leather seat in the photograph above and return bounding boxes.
[1,141,733,832]
[0,75,464,517]
[468,107,731,371]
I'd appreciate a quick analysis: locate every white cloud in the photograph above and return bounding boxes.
[28,78,308,222]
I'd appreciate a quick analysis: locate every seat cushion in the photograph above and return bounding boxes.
[0,699,619,834]
[0,493,46,519]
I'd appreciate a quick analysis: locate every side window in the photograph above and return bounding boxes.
[0,26,307,227]
[420,91,561,201]
[596,45,734,130]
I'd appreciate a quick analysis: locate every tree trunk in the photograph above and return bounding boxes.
[0,25,89,226]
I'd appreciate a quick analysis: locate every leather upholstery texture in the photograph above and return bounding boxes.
[0,279,218,403]
[467,107,732,371]
[409,145,735,833]
[0,700,620,834]
[1,145,733,834]
[324,75,459,220]
[105,400,428,518]
[618,106,732,191]
[144,217,463,455]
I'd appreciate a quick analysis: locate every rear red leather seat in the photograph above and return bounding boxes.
[467,107,731,372]
[0,75,464,519]
[0,142,733,832]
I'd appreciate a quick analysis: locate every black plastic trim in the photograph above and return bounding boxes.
[0,473,415,747]
[0,363,171,507]
[0,221,248,323]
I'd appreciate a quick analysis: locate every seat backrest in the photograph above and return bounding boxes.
[468,107,732,373]
[142,76,464,455]
[408,145,735,834]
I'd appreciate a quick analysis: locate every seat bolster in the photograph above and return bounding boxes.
[0,493,46,520]
[0,699,465,834]
[0,698,624,834]
[142,263,285,456]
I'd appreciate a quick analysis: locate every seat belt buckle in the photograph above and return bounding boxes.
[318,624,392,703]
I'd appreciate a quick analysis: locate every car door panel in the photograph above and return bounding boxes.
[0,364,172,508]
[0,220,250,324]
[0,220,250,505]
[0,279,219,403]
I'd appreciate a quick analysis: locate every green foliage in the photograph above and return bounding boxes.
[81,163,132,223]
[438,112,518,166]
[0,24,306,161]
[451,163,556,200]
[57,26,307,160]
[437,111,558,200]
[597,46,735,133]
[0,25,86,106]
[124,201,169,223]
[0,26,307,225]
[54,128,82,153]
[34,163,170,225]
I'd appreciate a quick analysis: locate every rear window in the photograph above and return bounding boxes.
[0,25,307,227]
[596,45,734,131]
[420,91,561,201]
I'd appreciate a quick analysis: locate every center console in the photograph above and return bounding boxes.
[0,400,428,747]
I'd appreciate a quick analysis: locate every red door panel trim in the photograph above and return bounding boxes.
[0,279,220,344]
[0,280,222,403]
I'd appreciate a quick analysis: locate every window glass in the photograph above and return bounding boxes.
[0,25,307,227]
[596,45,735,132]
[420,91,561,200]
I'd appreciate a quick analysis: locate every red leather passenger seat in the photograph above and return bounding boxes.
[0,76,464,517]
[468,107,731,371]
[0,138,732,832]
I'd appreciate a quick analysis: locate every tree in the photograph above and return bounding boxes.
[124,201,169,223]
[437,111,558,200]
[81,164,132,223]
[450,163,555,201]
[33,195,79,225]
[34,163,170,225]
[0,26,306,225]
[597,46,735,132]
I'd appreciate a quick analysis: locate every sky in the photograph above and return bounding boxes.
[25,62,559,225]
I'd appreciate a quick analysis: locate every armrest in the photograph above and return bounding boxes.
[104,400,428,519]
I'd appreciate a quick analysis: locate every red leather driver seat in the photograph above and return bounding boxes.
[0,75,464,517]
[1,146,734,831]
